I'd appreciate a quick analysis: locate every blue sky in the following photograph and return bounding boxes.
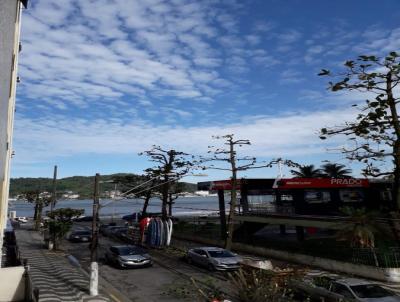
[12,0,400,181]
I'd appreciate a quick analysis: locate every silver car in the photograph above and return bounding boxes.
[186,247,242,271]
[330,278,400,301]
[105,245,152,268]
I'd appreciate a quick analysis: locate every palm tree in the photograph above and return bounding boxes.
[321,163,352,178]
[290,165,322,178]
[336,207,389,266]
[337,207,377,248]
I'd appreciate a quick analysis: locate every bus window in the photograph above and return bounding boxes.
[304,190,331,203]
[340,189,363,202]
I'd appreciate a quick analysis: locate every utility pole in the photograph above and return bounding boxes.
[49,165,57,250]
[50,165,57,212]
[90,173,100,297]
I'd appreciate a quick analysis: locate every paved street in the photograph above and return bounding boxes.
[15,226,111,302]
[65,222,234,302]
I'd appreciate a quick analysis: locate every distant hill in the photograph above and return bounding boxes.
[9,173,197,199]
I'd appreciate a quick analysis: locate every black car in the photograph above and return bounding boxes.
[122,213,142,222]
[74,216,99,222]
[99,222,117,235]
[69,230,92,242]
[112,227,128,240]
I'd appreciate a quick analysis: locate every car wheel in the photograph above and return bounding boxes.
[187,256,192,264]
[207,263,215,271]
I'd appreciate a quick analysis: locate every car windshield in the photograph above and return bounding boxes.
[208,250,235,258]
[117,247,145,256]
[350,284,394,298]
[74,231,90,235]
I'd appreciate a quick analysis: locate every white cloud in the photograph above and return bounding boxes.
[279,69,303,84]
[277,30,302,44]
[13,108,357,166]
[19,0,242,110]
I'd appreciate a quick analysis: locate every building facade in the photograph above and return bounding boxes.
[0,0,26,267]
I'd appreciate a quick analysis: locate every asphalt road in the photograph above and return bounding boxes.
[64,222,235,302]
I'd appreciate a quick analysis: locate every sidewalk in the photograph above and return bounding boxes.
[15,227,111,302]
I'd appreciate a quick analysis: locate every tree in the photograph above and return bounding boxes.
[139,146,194,218]
[336,207,388,266]
[138,178,160,216]
[290,165,322,178]
[336,207,379,248]
[321,163,352,178]
[167,182,187,216]
[25,191,51,230]
[229,269,298,302]
[319,52,400,209]
[47,208,84,250]
[112,173,160,216]
[202,134,297,249]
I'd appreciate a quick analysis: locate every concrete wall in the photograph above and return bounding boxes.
[0,266,25,301]
[0,0,22,243]
[173,233,400,283]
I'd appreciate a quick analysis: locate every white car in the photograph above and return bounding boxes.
[15,217,28,223]
[329,278,400,301]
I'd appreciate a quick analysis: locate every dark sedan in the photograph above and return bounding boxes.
[68,230,92,242]
[105,245,152,268]
[99,222,117,235]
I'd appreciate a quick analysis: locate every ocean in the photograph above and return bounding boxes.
[8,196,223,218]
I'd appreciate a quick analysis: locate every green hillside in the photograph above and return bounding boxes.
[9,173,197,199]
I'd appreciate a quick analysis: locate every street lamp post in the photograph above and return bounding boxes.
[90,173,100,297]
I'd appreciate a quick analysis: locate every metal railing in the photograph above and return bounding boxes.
[351,247,400,268]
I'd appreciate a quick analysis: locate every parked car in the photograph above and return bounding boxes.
[122,213,142,222]
[104,245,152,268]
[112,227,128,240]
[15,217,28,223]
[103,226,126,237]
[68,230,92,242]
[186,247,242,271]
[99,222,117,235]
[328,278,400,301]
[74,215,99,222]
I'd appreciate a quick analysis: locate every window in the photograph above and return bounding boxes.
[331,283,354,299]
[340,190,364,202]
[380,189,392,201]
[280,194,293,202]
[304,190,330,203]
[247,190,276,212]
[208,250,234,258]
[196,250,208,257]
[350,284,394,298]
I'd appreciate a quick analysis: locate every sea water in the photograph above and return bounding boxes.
[8,196,224,218]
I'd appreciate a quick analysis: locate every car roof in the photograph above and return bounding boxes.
[112,245,140,249]
[335,278,376,286]
[196,247,226,252]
